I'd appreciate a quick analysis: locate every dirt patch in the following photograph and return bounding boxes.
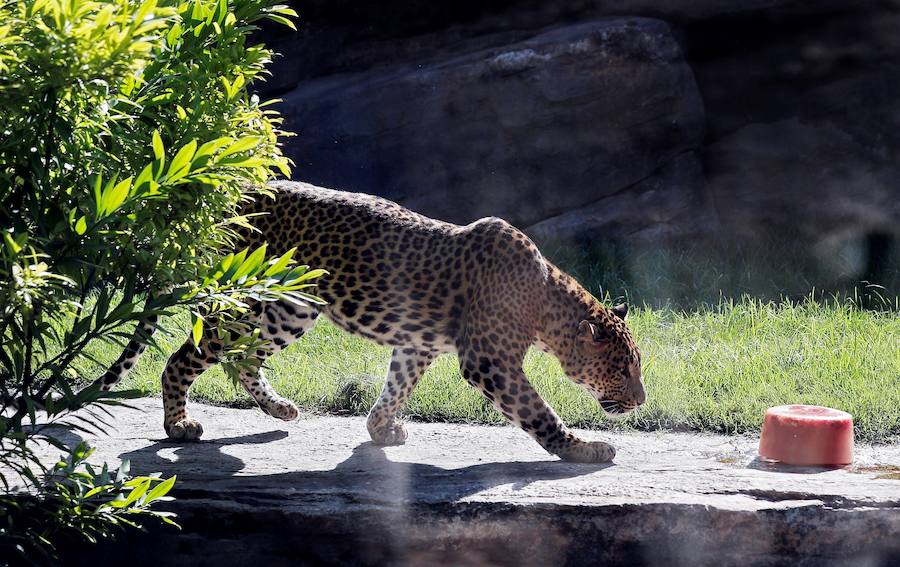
[850,464,900,480]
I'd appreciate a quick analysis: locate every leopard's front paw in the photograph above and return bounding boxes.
[266,398,299,421]
[557,440,616,463]
[165,418,204,441]
[368,421,408,446]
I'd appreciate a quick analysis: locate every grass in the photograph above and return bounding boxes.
[83,298,900,444]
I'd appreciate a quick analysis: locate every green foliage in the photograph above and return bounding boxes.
[1,442,177,564]
[0,0,298,297]
[0,0,308,560]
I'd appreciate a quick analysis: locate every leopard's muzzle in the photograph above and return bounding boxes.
[599,399,637,419]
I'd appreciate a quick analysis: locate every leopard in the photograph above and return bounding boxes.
[94,180,645,463]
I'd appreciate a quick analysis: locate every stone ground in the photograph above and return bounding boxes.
[35,398,900,566]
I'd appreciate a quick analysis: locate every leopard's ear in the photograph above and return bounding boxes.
[578,320,611,346]
[577,320,596,344]
[612,303,628,321]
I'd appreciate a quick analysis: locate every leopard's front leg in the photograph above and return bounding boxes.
[457,334,615,463]
[160,334,222,441]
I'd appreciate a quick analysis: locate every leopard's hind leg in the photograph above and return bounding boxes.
[161,300,318,440]
[236,300,319,420]
[367,347,437,445]
[160,324,224,441]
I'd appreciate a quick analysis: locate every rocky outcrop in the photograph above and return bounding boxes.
[705,118,900,240]
[683,4,900,242]
[260,0,859,93]
[277,18,706,229]
[253,1,900,291]
[526,152,714,241]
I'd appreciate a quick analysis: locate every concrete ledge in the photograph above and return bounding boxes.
[44,398,900,566]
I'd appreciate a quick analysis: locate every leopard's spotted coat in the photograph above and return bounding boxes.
[98,181,645,463]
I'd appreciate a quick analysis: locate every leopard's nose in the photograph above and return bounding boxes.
[630,381,646,405]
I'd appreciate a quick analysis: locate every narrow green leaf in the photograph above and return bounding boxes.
[102,176,133,214]
[134,163,154,194]
[217,136,262,159]
[265,14,296,30]
[218,252,235,272]
[75,216,87,236]
[166,22,182,46]
[84,485,108,499]
[220,248,248,282]
[191,314,203,345]
[95,288,111,323]
[274,158,291,177]
[166,139,197,180]
[190,174,225,186]
[216,156,267,168]
[232,244,267,281]
[145,475,176,503]
[133,0,157,28]
[231,74,245,95]
[263,248,296,277]
[195,137,233,160]
[215,0,227,24]
[151,130,164,161]
[92,173,103,215]
[3,232,22,254]
[219,76,233,99]
[120,478,151,507]
[295,268,328,283]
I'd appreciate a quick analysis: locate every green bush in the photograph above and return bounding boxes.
[0,0,311,561]
[0,442,177,564]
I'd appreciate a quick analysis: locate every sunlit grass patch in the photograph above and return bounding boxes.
[85,299,900,443]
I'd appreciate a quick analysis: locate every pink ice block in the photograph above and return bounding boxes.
[758,405,854,466]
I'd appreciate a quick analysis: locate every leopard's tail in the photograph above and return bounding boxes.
[90,314,159,391]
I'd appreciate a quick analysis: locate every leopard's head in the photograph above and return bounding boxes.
[562,303,644,418]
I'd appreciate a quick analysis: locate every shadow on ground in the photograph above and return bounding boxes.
[118,432,610,505]
[34,399,900,567]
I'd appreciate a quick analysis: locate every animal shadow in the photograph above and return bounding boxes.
[119,433,611,503]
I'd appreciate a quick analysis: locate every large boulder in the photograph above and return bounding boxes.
[253,1,900,298]
[278,18,706,228]
[526,152,714,242]
[705,118,900,240]
[259,1,856,94]
[685,6,900,242]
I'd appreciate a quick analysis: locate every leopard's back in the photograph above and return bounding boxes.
[243,181,543,351]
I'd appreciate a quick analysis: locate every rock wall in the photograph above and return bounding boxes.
[255,0,900,249]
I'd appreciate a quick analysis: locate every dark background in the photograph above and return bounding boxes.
[252,0,900,307]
